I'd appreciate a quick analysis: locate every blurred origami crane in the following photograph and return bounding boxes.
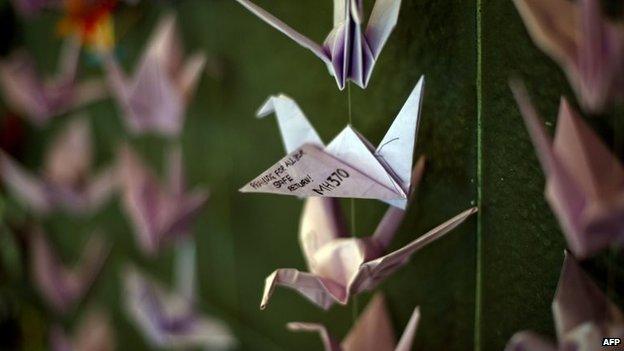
[260,177,477,310]
[50,308,115,351]
[505,252,624,351]
[0,117,117,215]
[123,263,236,350]
[288,293,419,351]
[31,227,110,314]
[0,39,106,126]
[118,145,208,256]
[513,0,624,113]
[103,14,206,136]
[235,0,402,90]
[241,77,424,209]
[511,82,624,258]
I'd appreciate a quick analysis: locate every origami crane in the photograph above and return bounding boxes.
[235,0,402,90]
[511,82,624,258]
[50,308,115,351]
[103,14,206,136]
[288,293,419,351]
[31,227,110,314]
[0,39,106,126]
[123,265,236,350]
[513,0,624,113]
[118,145,209,256]
[505,252,624,351]
[0,118,117,215]
[240,76,424,209]
[260,193,477,310]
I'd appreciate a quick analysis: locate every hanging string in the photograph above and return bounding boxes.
[346,82,359,322]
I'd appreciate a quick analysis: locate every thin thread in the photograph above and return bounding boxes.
[347,82,359,322]
[474,0,483,350]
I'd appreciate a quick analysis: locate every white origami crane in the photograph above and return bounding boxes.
[103,13,206,136]
[235,0,402,90]
[288,294,419,351]
[261,189,477,310]
[241,76,424,210]
[0,117,117,215]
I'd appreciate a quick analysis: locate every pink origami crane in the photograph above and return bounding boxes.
[505,252,624,351]
[0,118,117,215]
[288,293,419,351]
[236,0,402,90]
[513,0,624,113]
[261,168,477,310]
[0,39,106,127]
[103,14,206,136]
[50,308,115,351]
[118,145,208,256]
[511,82,624,258]
[241,77,424,209]
[30,227,110,314]
[123,265,237,350]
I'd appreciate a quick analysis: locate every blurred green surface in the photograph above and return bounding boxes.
[1,0,623,350]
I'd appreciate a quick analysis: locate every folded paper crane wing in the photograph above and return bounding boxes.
[123,266,236,350]
[31,228,110,314]
[241,76,424,209]
[50,308,115,351]
[261,190,477,310]
[0,118,116,215]
[119,145,208,256]
[505,253,624,351]
[103,13,206,136]
[288,293,420,351]
[0,39,106,126]
[235,0,401,90]
[511,82,624,258]
[513,0,624,112]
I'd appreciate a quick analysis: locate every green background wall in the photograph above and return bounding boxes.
[0,0,621,350]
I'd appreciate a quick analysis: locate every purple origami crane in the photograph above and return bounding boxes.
[0,38,107,127]
[235,0,402,90]
[513,0,624,113]
[118,145,209,256]
[50,308,115,351]
[31,227,110,314]
[288,293,419,351]
[103,14,206,137]
[260,163,477,310]
[123,265,236,350]
[505,252,624,351]
[0,118,117,215]
[241,77,424,209]
[512,82,624,258]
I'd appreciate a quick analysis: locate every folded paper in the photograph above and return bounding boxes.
[103,13,206,136]
[50,308,115,351]
[505,252,624,351]
[288,293,419,351]
[511,82,624,258]
[241,76,424,209]
[0,118,117,215]
[235,0,402,90]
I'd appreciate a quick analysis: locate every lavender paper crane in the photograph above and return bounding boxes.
[260,173,477,310]
[0,118,117,215]
[235,0,402,90]
[511,82,624,258]
[241,77,424,209]
[103,14,206,137]
[50,308,115,351]
[31,228,110,314]
[0,38,106,127]
[505,253,624,351]
[118,145,208,256]
[513,0,624,113]
[123,265,237,350]
[288,293,419,351]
